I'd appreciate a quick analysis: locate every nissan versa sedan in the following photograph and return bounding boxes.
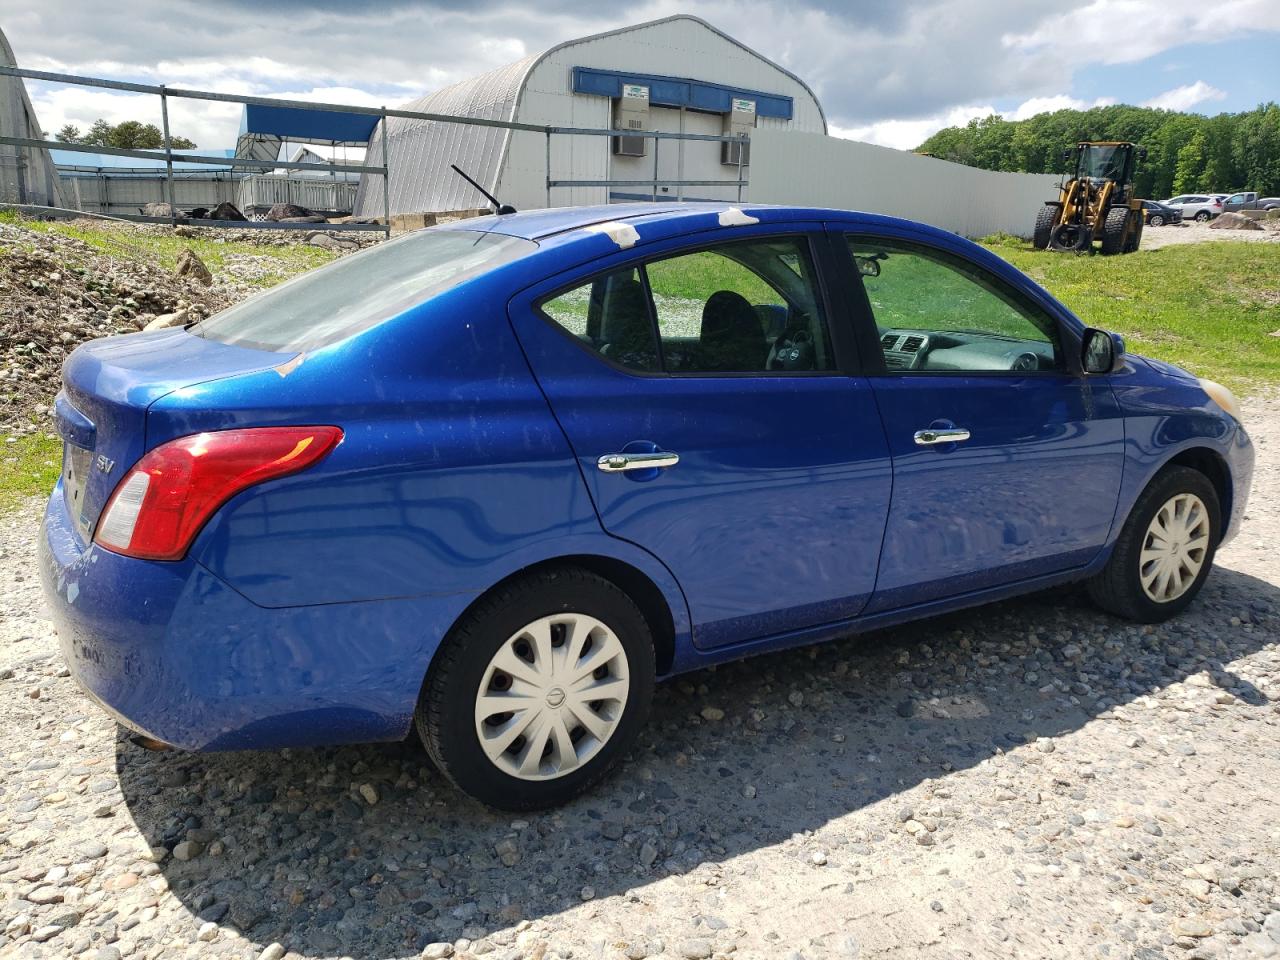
[41,204,1253,809]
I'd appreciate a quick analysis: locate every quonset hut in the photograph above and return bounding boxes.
[0,25,64,207]
[354,15,826,218]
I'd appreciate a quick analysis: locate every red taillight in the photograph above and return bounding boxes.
[95,426,342,561]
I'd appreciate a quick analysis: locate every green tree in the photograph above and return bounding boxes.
[1172,131,1208,193]
[915,103,1280,196]
[67,118,197,150]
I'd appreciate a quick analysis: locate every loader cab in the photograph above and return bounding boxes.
[1063,142,1146,202]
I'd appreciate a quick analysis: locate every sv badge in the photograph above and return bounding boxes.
[94,454,115,474]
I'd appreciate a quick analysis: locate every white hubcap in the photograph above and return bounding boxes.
[474,613,630,781]
[1140,493,1210,603]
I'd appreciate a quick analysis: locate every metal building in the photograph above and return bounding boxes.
[355,15,826,217]
[0,25,63,207]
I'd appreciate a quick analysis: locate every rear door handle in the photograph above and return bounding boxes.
[597,452,680,472]
[914,427,971,446]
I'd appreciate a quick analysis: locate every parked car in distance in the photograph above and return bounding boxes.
[1221,192,1280,213]
[41,203,1254,810]
[1163,195,1223,221]
[1141,200,1183,226]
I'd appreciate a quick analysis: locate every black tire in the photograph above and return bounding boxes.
[1148,214,1165,227]
[416,566,656,810]
[1194,210,1211,222]
[1124,214,1143,252]
[1033,205,1057,250]
[1100,206,1130,255]
[1088,466,1221,623]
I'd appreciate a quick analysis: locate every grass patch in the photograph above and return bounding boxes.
[0,210,337,288]
[981,239,1280,392]
[0,433,61,512]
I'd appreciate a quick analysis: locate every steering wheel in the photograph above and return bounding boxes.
[769,325,816,371]
[1010,352,1041,372]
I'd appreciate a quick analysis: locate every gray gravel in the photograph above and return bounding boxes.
[1,397,1278,960]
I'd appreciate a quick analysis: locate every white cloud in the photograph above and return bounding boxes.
[830,104,998,151]
[1142,81,1227,111]
[1009,95,1116,120]
[1005,0,1280,64]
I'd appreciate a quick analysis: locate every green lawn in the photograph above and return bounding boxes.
[980,237,1280,391]
[0,433,61,512]
[0,210,336,288]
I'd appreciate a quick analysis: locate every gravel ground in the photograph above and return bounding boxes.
[1137,220,1280,250]
[1,396,1278,960]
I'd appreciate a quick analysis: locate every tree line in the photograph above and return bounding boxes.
[915,103,1280,199]
[55,119,197,151]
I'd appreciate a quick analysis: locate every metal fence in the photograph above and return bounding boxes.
[0,64,751,236]
[236,176,359,218]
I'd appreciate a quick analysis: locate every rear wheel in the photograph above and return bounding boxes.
[1124,214,1144,252]
[1195,210,1211,222]
[416,566,655,810]
[1100,206,1130,254]
[1033,205,1057,250]
[1088,467,1220,623]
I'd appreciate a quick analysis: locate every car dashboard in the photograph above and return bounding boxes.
[880,329,1057,373]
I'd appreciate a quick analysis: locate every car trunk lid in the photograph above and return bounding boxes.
[56,329,289,544]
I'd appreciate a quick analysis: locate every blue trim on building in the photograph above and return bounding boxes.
[241,105,379,143]
[572,66,793,120]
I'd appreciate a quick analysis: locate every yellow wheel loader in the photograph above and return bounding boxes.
[1033,141,1148,254]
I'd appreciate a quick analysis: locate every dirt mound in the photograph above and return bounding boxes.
[0,218,377,430]
[1210,212,1264,231]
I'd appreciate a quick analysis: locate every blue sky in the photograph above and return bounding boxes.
[5,0,1279,151]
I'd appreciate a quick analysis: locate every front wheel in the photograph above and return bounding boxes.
[416,567,655,810]
[1088,467,1221,623]
[1149,214,1165,227]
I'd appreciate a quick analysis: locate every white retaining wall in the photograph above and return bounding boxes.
[748,129,1061,239]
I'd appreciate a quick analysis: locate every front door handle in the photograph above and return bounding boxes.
[914,427,971,446]
[597,451,680,473]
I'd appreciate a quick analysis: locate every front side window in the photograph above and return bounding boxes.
[194,229,536,352]
[848,238,1062,374]
[538,237,836,375]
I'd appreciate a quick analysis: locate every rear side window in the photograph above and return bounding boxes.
[538,237,835,375]
[193,229,536,352]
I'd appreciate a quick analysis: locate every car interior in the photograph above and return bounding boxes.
[849,240,1062,373]
[541,238,835,374]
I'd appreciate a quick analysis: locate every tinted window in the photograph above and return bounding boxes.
[849,238,1061,374]
[645,239,834,373]
[541,268,659,372]
[539,237,836,375]
[193,230,536,352]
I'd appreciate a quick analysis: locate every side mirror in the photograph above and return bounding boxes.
[1061,148,1074,163]
[1082,328,1125,374]
[853,256,881,278]
[1138,147,1148,162]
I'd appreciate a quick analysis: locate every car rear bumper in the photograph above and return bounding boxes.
[40,482,464,751]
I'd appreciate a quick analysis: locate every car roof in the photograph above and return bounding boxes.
[432,201,960,248]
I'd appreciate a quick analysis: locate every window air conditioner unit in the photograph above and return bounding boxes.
[613,84,649,158]
[721,98,756,166]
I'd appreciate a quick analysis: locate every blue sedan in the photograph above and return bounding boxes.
[41,203,1253,809]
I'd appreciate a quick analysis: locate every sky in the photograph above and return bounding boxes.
[4,0,1279,151]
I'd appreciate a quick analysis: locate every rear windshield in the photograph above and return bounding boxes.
[191,229,537,352]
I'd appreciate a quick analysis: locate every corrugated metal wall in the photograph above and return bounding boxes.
[57,175,238,216]
[356,56,536,218]
[357,16,827,217]
[748,130,1061,239]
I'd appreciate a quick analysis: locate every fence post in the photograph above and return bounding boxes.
[158,85,178,227]
[651,134,659,202]
[379,107,391,237]
[736,135,745,204]
[545,129,551,209]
